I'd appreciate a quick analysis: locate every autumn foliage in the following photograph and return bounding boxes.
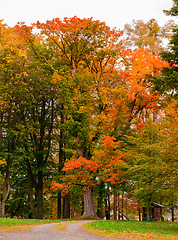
[0,15,177,220]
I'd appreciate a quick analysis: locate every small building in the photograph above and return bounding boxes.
[150,202,164,221]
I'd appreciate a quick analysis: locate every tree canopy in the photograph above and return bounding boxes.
[0,7,177,221]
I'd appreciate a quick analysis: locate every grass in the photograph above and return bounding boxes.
[84,220,178,240]
[0,218,63,231]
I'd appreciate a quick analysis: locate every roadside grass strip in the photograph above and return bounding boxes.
[84,220,178,240]
[0,218,63,231]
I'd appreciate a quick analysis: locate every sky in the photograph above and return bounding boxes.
[0,0,175,30]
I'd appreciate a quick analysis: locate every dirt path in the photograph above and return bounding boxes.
[0,221,119,240]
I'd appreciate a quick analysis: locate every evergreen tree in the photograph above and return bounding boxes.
[154,0,178,98]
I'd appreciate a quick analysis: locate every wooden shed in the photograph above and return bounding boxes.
[142,202,164,221]
[150,202,164,221]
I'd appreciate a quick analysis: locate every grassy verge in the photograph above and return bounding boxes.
[0,218,63,231]
[84,220,178,240]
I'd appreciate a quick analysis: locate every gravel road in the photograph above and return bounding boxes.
[0,221,119,240]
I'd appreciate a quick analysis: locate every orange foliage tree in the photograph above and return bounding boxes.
[28,17,125,217]
[54,48,168,217]
[108,47,170,136]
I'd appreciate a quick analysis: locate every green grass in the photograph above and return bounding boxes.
[85,220,178,240]
[0,218,63,231]
[0,218,61,226]
[0,216,97,226]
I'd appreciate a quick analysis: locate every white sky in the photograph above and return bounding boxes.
[0,0,175,29]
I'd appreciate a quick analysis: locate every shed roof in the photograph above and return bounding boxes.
[152,202,164,208]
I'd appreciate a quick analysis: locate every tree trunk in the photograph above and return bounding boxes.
[63,194,70,218]
[142,207,147,221]
[76,138,98,218]
[37,170,43,219]
[27,171,38,218]
[0,200,6,218]
[138,207,141,221]
[118,196,120,220]
[171,207,174,222]
[114,188,117,220]
[71,204,74,218]
[57,192,62,219]
[0,103,14,218]
[0,158,12,218]
[149,207,152,220]
[105,193,110,220]
[122,193,124,220]
[58,103,65,219]
[26,157,38,218]
[97,182,104,218]
[82,186,97,217]
[81,199,84,216]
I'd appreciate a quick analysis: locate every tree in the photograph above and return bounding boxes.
[0,21,61,218]
[110,47,169,137]
[0,21,31,218]
[158,100,178,221]
[124,18,174,54]
[51,136,126,218]
[159,3,178,221]
[163,0,178,16]
[28,17,124,217]
[124,119,169,216]
[51,46,169,217]
[154,0,178,98]
[17,43,59,219]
